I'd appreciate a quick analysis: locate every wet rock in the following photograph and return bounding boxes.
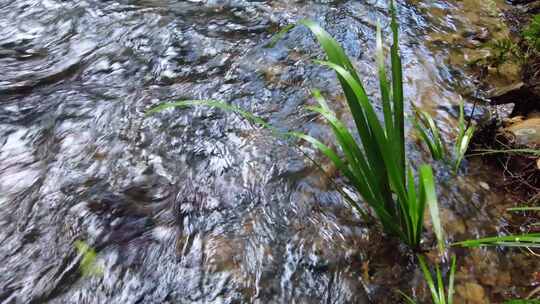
[440,208,466,235]
[456,282,489,304]
[486,62,522,88]
[478,181,490,190]
[502,113,540,148]
[463,27,492,45]
[489,82,540,116]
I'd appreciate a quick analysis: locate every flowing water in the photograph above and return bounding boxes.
[0,0,537,303]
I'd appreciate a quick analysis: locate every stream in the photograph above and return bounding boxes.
[1,0,537,303]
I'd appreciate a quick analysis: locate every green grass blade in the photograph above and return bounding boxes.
[436,264,446,304]
[265,24,295,48]
[308,92,378,190]
[304,105,401,231]
[287,131,370,220]
[315,60,408,204]
[457,100,465,136]
[288,132,347,173]
[311,89,331,111]
[453,100,475,173]
[414,118,443,161]
[390,0,405,178]
[406,166,421,243]
[146,100,274,131]
[397,290,418,304]
[414,110,445,160]
[453,233,540,248]
[508,207,540,212]
[376,21,394,137]
[300,20,391,204]
[448,255,457,304]
[454,126,475,174]
[468,149,540,157]
[305,106,381,203]
[418,255,441,304]
[299,20,372,139]
[420,165,445,254]
[148,100,369,216]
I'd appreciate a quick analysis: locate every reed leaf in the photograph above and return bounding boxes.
[454,233,540,248]
[416,254,457,304]
[453,100,475,174]
[413,110,445,161]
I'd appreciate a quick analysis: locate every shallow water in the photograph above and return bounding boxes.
[0,0,536,303]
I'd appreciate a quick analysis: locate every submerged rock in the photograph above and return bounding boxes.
[455,282,489,304]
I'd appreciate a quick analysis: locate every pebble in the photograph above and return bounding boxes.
[479,181,490,191]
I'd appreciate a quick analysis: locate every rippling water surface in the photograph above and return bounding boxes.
[1,0,536,303]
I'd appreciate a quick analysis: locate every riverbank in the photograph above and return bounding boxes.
[471,0,540,203]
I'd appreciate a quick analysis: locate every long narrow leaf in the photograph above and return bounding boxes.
[390,0,405,178]
[508,207,540,212]
[315,60,408,205]
[448,255,457,304]
[418,255,441,304]
[414,110,445,160]
[420,165,445,254]
[453,234,540,248]
[300,20,391,207]
[454,126,475,173]
[147,100,274,131]
[436,265,446,304]
[376,21,394,137]
[397,290,418,304]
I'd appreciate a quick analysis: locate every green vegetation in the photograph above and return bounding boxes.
[453,100,475,174]
[146,2,540,303]
[454,204,540,249]
[149,1,444,251]
[293,6,445,250]
[74,240,102,277]
[505,300,540,304]
[413,109,445,161]
[412,100,474,174]
[479,13,540,69]
[508,206,540,212]
[419,255,456,304]
[400,255,457,304]
[523,14,540,52]
[490,38,526,67]
[466,38,525,70]
[469,148,540,157]
[454,233,540,248]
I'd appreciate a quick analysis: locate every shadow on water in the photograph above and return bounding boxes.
[0,0,536,303]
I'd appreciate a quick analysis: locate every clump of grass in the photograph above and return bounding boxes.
[399,255,457,304]
[413,109,445,161]
[148,1,444,251]
[412,100,475,174]
[489,38,527,67]
[453,100,475,174]
[523,14,540,52]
